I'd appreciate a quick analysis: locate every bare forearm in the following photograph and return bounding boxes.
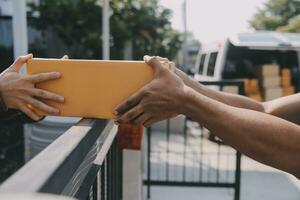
[182,87,300,177]
[263,94,300,125]
[175,69,264,112]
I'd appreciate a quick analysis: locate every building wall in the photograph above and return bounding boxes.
[0,0,13,16]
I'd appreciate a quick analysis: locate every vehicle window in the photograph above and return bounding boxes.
[207,52,218,76]
[198,54,206,74]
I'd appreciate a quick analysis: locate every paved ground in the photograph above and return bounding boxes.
[144,158,300,200]
[143,119,300,200]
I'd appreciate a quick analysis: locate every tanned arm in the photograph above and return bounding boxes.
[182,87,300,178]
[176,68,300,125]
[115,56,300,178]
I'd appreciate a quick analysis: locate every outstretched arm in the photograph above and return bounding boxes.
[115,56,300,178]
[175,68,300,124]
[183,87,300,178]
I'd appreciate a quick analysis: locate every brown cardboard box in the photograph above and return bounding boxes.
[244,79,259,94]
[281,76,291,87]
[27,58,154,119]
[283,86,295,96]
[281,68,291,77]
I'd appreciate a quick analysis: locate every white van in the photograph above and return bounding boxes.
[194,31,300,89]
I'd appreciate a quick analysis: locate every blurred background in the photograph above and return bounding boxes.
[0,0,300,199]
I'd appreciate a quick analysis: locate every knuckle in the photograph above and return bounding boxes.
[16,93,25,101]
[127,111,134,119]
[153,56,159,61]
[37,74,44,79]
[160,67,168,73]
[141,102,148,110]
[37,90,46,97]
[24,77,34,84]
[144,90,153,97]
[116,118,123,124]
[32,101,44,109]
[148,57,155,64]
[33,74,44,82]
[19,87,28,93]
[125,99,133,107]
[22,77,29,82]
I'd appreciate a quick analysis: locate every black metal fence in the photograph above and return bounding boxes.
[144,80,244,200]
[0,119,123,200]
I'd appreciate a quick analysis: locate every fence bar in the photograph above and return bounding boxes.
[144,80,244,200]
[146,127,151,199]
[166,120,170,181]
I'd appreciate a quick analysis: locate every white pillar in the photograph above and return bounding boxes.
[12,0,28,58]
[12,0,28,75]
[182,0,188,70]
[102,0,110,60]
[123,150,143,200]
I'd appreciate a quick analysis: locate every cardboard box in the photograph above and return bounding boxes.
[27,58,154,119]
[244,79,259,94]
[264,87,283,101]
[281,68,291,77]
[222,86,239,94]
[281,76,291,87]
[262,76,280,87]
[283,86,295,96]
[261,64,279,76]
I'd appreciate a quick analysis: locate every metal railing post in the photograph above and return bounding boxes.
[146,127,151,199]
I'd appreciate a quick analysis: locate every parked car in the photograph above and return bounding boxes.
[194,31,300,91]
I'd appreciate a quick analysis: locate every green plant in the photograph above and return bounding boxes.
[27,0,183,60]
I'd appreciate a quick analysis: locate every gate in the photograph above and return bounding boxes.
[144,80,244,200]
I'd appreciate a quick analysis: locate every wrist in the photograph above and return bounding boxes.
[0,89,8,112]
[175,68,203,92]
[177,85,198,115]
[175,68,189,83]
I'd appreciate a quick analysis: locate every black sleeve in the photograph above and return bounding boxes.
[0,90,41,125]
[0,109,38,125]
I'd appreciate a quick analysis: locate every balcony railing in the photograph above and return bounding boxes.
[0,119,123,200]
[144,80,244,200]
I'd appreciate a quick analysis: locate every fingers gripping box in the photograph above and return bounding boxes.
[27,58,154,119]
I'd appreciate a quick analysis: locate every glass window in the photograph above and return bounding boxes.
[198,54,206,75]
[207,52,218,76]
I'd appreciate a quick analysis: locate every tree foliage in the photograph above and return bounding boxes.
[27,0,182,60]
[249,0,300,32]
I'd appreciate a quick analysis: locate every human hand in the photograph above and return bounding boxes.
[114,56,189,127]
[155,56,201,94]
[0,54,65,121]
